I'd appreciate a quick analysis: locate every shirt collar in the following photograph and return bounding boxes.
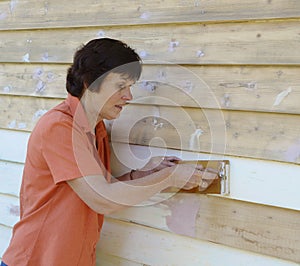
[66,93,92,134]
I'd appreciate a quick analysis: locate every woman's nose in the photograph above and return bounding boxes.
[122,87,133,101]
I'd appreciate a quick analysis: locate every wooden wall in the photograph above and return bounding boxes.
[0,0,300,265]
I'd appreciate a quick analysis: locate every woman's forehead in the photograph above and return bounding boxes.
[105,72,136,84]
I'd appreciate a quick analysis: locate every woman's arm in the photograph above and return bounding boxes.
[67,159,215,215]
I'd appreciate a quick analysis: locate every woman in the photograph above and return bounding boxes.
[1,38,216,266]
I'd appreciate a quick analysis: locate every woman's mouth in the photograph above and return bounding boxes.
[115,105,123,111]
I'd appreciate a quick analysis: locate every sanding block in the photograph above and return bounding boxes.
[165,160,230,195]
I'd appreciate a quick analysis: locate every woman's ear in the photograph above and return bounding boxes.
[83,81,89,90]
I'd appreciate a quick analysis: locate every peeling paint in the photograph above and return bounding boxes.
[47,72,55,82]
[152,118,164,130]
[35,80,46,93]
[44,1,49,15]
[189,128,203,150]
[196,50,205,57]
[0,12,7,20]
[157,70,166,80]
[273,87,292,106]
[181,80,194,93]
[8,120,16,129]
[139,81,156,92]
[140,12,150,20]
[42,52,49,62]
[9,204,20,216]
[10,0,18,13]
[3,85,12,92]
[33,67,44,79]
[222,93,230,107]
[285,140,300,163]
[194,0,200,7]
[22,53,30,62]
[138,50,148,58]
[33,109,48,120]
[17,122,27,129]
[244,81,257,90]
[96,30,105,38]
[168,40,179,52]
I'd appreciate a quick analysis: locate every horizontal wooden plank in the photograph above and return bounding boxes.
[1,95,299,164]
[195,195,300,263]
[0,194,19,227]
[0,160,23,196]
[0,0,299,30]
[0,63,68,98]
[1,64,300,114]
[96,252,144,266]
[1,221,296,266]
[110,143,300,211]
[0,225,12,260]
[0,95,60,132]
[136,65,300,114]
[110,105,300,164]
[1,134,299,210]
[1,20,300,65]
[99,217,299,265]
[0,129,30,163]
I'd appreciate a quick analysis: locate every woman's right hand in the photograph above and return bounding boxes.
[167,163,218,190]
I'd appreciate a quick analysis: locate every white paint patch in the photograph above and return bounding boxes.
[273,87,292,106]
[0,12,7,20]
[17,122,27,129]
[140,12,150,20]
[168,40,179,52]
[33,67,44,79]
[181,80,194,93]
[3,86,12,93]
[35,80,46,93]
[10,0,18,13]
[22,53,30,62]
[43,1,49,15]
[152,118,164,130]
[189,128,203,150]
[96,30,105,38]
[42,52,49,62]
[7,120,27,129]
[7,120,16,129]
[138,50,148,58]
[139,81,156,92]
[245,81,257,90]
[222,93,230,107]
[197,50,205,57]
[47,72,55,82]
[285,140,300,163]
[33,109,48,121]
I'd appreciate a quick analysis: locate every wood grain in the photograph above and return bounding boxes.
[1,64,300,114]
[0,20,300,64]
[1,95,299,164]
[195,195,300,263]
[111,104,300,164]
[0,0,299,30]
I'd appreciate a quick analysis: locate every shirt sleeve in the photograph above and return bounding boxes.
[41,118,104,184]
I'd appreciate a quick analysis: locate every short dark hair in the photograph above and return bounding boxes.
[66,38,142,98]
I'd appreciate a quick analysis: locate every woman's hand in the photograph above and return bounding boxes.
[168,163,219,190]
[132,156,219,191]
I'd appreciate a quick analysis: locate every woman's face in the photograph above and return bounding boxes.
[92,72,135,122]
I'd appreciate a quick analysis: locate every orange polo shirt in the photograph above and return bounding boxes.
[3,94,111,266]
